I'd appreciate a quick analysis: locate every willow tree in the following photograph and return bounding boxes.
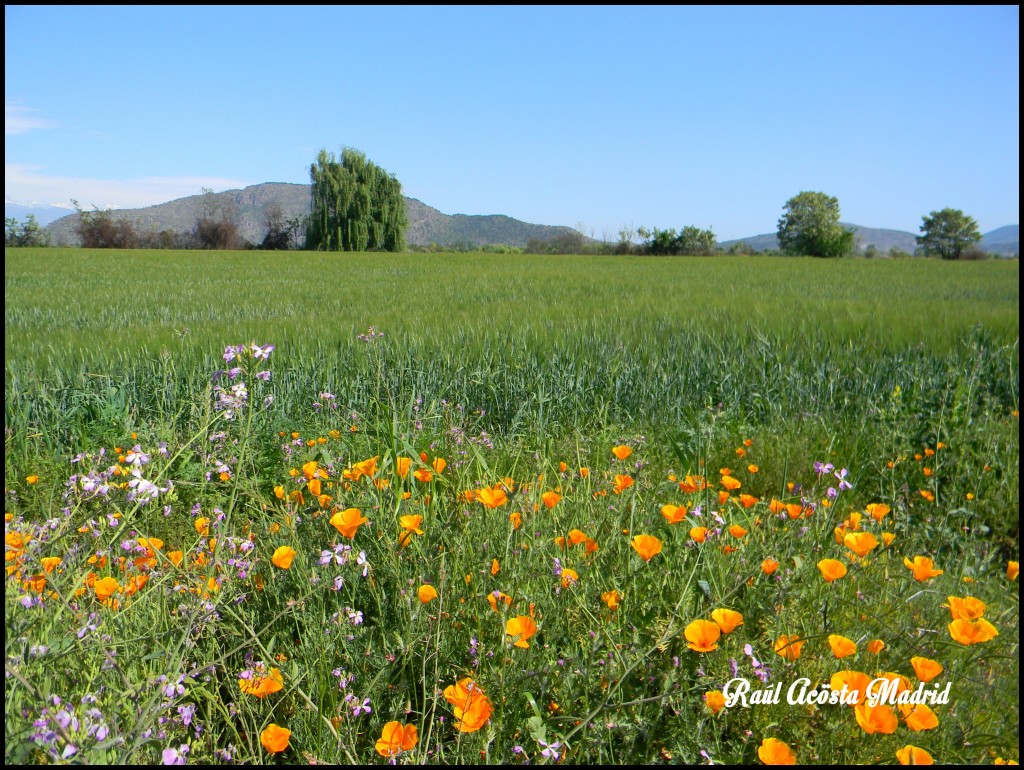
[306,147,407,252]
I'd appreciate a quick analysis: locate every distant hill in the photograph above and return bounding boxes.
[4,201,75,227]
[720,223,1019,256]
[39,183,583,249]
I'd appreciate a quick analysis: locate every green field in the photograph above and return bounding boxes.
[4,248,1020,765]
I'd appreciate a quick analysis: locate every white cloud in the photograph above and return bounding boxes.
[5,103,56,135]
[4,164,251,209]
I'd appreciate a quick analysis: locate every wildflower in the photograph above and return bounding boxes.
[239,667,284,698]
[560,568,579,588]
[413,469,433,483]
[904,556,943,581]
[488,590,512,612]
[477,487,508,509]
[773,635,804,662]
[758,737,796,765]
[711,608,744,634]
[612,445,632,460]
[418,585,438,604]
[601,589,621,610]
[728,524,748,539]
[1008,561,1019,581]
[948,618,998,645]
[443,678,493,732]
[896,745,934,765]
[661,504,688,524]
[817,558,847,583]
[612,474,634,494]
[866,502,890,522]
[813,461,834,475]
[704,690,726,715]
[761,558,779,576]
[271,546,296,570]
[690,526,709,543]
[910,656,943,683]
[855,702,899,734]
[539,739,562,761]
[375,721,418,757]
[631,534,662,562]
[684,619,721,653]
[844,531,879,558]
[260,723,290,753]
[541,491,561,508]
[400,514,425,535]
[900,703,939,731]
[866,639,886,654]
[26,475,40,484]
[945,596,986,621]
[828,670,871,705]
[162,745,190,765]
[93,577,120,601]
[720,475,741,491]
[678,474,707,493]
[506,616,538,649]
[828,635,857,659]
[330,508,368,539]
[738,493,759,509]
[491,559,500,576]
[881,532,896,546]
[509,512,523,530]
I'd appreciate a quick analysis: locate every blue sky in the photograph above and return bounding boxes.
[5,5,1019,240]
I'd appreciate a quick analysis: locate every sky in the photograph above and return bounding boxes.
[4,5,1019,241]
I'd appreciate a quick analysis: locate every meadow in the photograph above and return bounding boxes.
[4,248,1020,765]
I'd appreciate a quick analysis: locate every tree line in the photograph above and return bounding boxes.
[4,147,1002,258]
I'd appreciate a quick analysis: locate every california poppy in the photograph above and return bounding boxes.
[866,503,890,522]
[830,670,872,705]
[395,457,412,478]
[904,556,943,581]
[728,524,748,539]
[711,608,744,634]
[761,558,779,576]
[613,474,634,494]
[477,487,508,509]
[684,619,721,653]
[631,534,662,562]
[487,590,512,612]
[900,703,939,731]
[271,546,296,570]
[757,737,796,765]
[774,634,804,662]
[330,507,368,539]
[945,596,986,621]
[260,723,291,753]
[506,615,538,648]
[375,721,418,757]
[828,634,857,659]
[509,512,523,530]
[704,690,726,715]
[612,445,632,460]
[690,526,709,543]
[910,656,943,683]
[817,558,847,583]
[661,504,688,524]
[560,568,579,588]
[418,585,438,604]
[443,678,493,733]
[844,531,879,558]
[720,475,741,491]
[541,491,561,508]
[895,745,934,765]
[855,702,899,734]
[93,576,120,601]
[601,589,621,610]
[948,618,998,645]
[240,667,284,698]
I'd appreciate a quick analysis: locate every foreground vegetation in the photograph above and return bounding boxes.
[5,249,1019,764]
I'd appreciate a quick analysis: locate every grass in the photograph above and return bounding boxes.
[4,248,1020,765]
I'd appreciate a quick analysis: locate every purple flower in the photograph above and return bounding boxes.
[162,744,190,765]
[813,461,834,476]
[251,343,275,360]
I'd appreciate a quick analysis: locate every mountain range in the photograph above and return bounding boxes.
[5,184,1018,255]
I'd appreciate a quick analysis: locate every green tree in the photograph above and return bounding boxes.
[5,214,49,247]
[777,191,854,257]
[916,208,982,260]
[306,148,407,252]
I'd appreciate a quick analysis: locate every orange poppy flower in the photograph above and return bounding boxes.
[758,737,796,765]
[904,556,943,581]
[395,457,412,478]
[417,585,438,604]
[761,558,779,576]
[945,596,986,621]
[260,723,291,753]
[948,618,998,645]
[728,524,747,539]
[631,534,662,562]
[678,475,707,493]
[508,512,523,530]
[704,690,726,715]
[613,474,634,494]
[720,475,741,491]
[329,508,368,539]
[684,619,721,653]
[844,531,879,558]
[661,504,688,524]
[817,558,848,583]
[1007,561,1019,580]
[432,457,447,474]
[506,616,538,648]
[443,678,493,733]
[487,590,512,612]
[601,589,621,610]
[785,502,805,519]
[560,568,579,588]
[866,639,886,654]
[769,498,785,515]
[690,526,709,543]
[40,556,61,574]
[541,491,561,508]
[881,532,896,546]
[774,634,804,661]
[900,703,939,731]
[400,515,425,535]
[93,576,120,601]
[829,670,872,705]
[491,559,500,576]
[271,546,296,570]
[375,721,418,757]
[579,467,590,478]
[413,468,433,483]
[738,494,758,509]
[910,656,943,683]
[828,634,857,659]
[866,503,890,522]
[711,608,744,634]
[855,702,899,734]
[477,487,508,509]
[302,460,319,480]
[896,745,934,765]
[611,445,632,460]
[240,667,284,698]
[568,529,588,546]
